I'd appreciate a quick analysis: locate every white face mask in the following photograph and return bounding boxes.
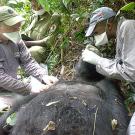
[3,31,22,44]
[94,32,108,46]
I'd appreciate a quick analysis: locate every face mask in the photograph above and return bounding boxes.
[94,31,108,46]
[32,9,45,16]
[3,31,22,44]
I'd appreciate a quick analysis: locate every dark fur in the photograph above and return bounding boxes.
[0,60,129,135]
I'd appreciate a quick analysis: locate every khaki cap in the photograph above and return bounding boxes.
[0,6,25,26]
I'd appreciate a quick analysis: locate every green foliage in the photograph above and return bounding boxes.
[38,0,68,13]
[120,2,135,12]
[60,37,70,49]
[37,0,91,13]
[17,67,27,79]
[97,0,104,4]
[0,0,8,5]
[125,92,135,113]
[46,53,59,73]
[118,2,135,19]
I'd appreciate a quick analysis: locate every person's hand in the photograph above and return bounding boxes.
[29,76,50,93]
[86,45,102,56]
[82,49,102,65]
[42,75,59,86]
[31,83,50,93]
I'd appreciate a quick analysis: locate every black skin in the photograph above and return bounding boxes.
[0,60,129,135]
[1,58,102,130]
[75,59,105,82]
[11,81,129,135]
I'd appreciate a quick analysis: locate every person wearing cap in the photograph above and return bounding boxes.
[82,6,135,84]
[22,0,61,63]
[82,5,135,135]
[0,6,58,103]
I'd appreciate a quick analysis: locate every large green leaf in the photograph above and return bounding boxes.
[120,2,135,12]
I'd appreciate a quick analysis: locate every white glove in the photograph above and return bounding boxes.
[82,49,102,65]
[30,76,50,93]
[42,75,59,86]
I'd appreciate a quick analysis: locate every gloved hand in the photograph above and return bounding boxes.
[30,76,50,93]
[31,84,50,93]
[86,45,102,56]
[82,49,103,65]
[42,75,59,86]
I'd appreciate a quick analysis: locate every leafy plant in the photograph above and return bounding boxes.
[0,0,8,5]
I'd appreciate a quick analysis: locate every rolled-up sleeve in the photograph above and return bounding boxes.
[19,41,46,82]
[96,20,135,82]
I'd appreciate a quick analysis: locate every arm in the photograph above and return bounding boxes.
[0,67,31,95]
[18,41,47,82]
[24,36,50,47]
[96,20,135,82]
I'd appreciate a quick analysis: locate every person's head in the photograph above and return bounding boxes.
[30,0,42,11]
[86,7,117,46]
[0,6,24,42]
[29,0,45,16]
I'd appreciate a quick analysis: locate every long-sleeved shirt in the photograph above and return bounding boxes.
[0,40,47,95]
[96,19,135,82]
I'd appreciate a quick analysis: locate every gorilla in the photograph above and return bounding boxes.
[0,60,129,135]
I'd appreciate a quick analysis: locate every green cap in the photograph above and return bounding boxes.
[0,6,25,26]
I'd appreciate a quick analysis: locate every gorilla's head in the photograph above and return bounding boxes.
[75,59,105,82]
